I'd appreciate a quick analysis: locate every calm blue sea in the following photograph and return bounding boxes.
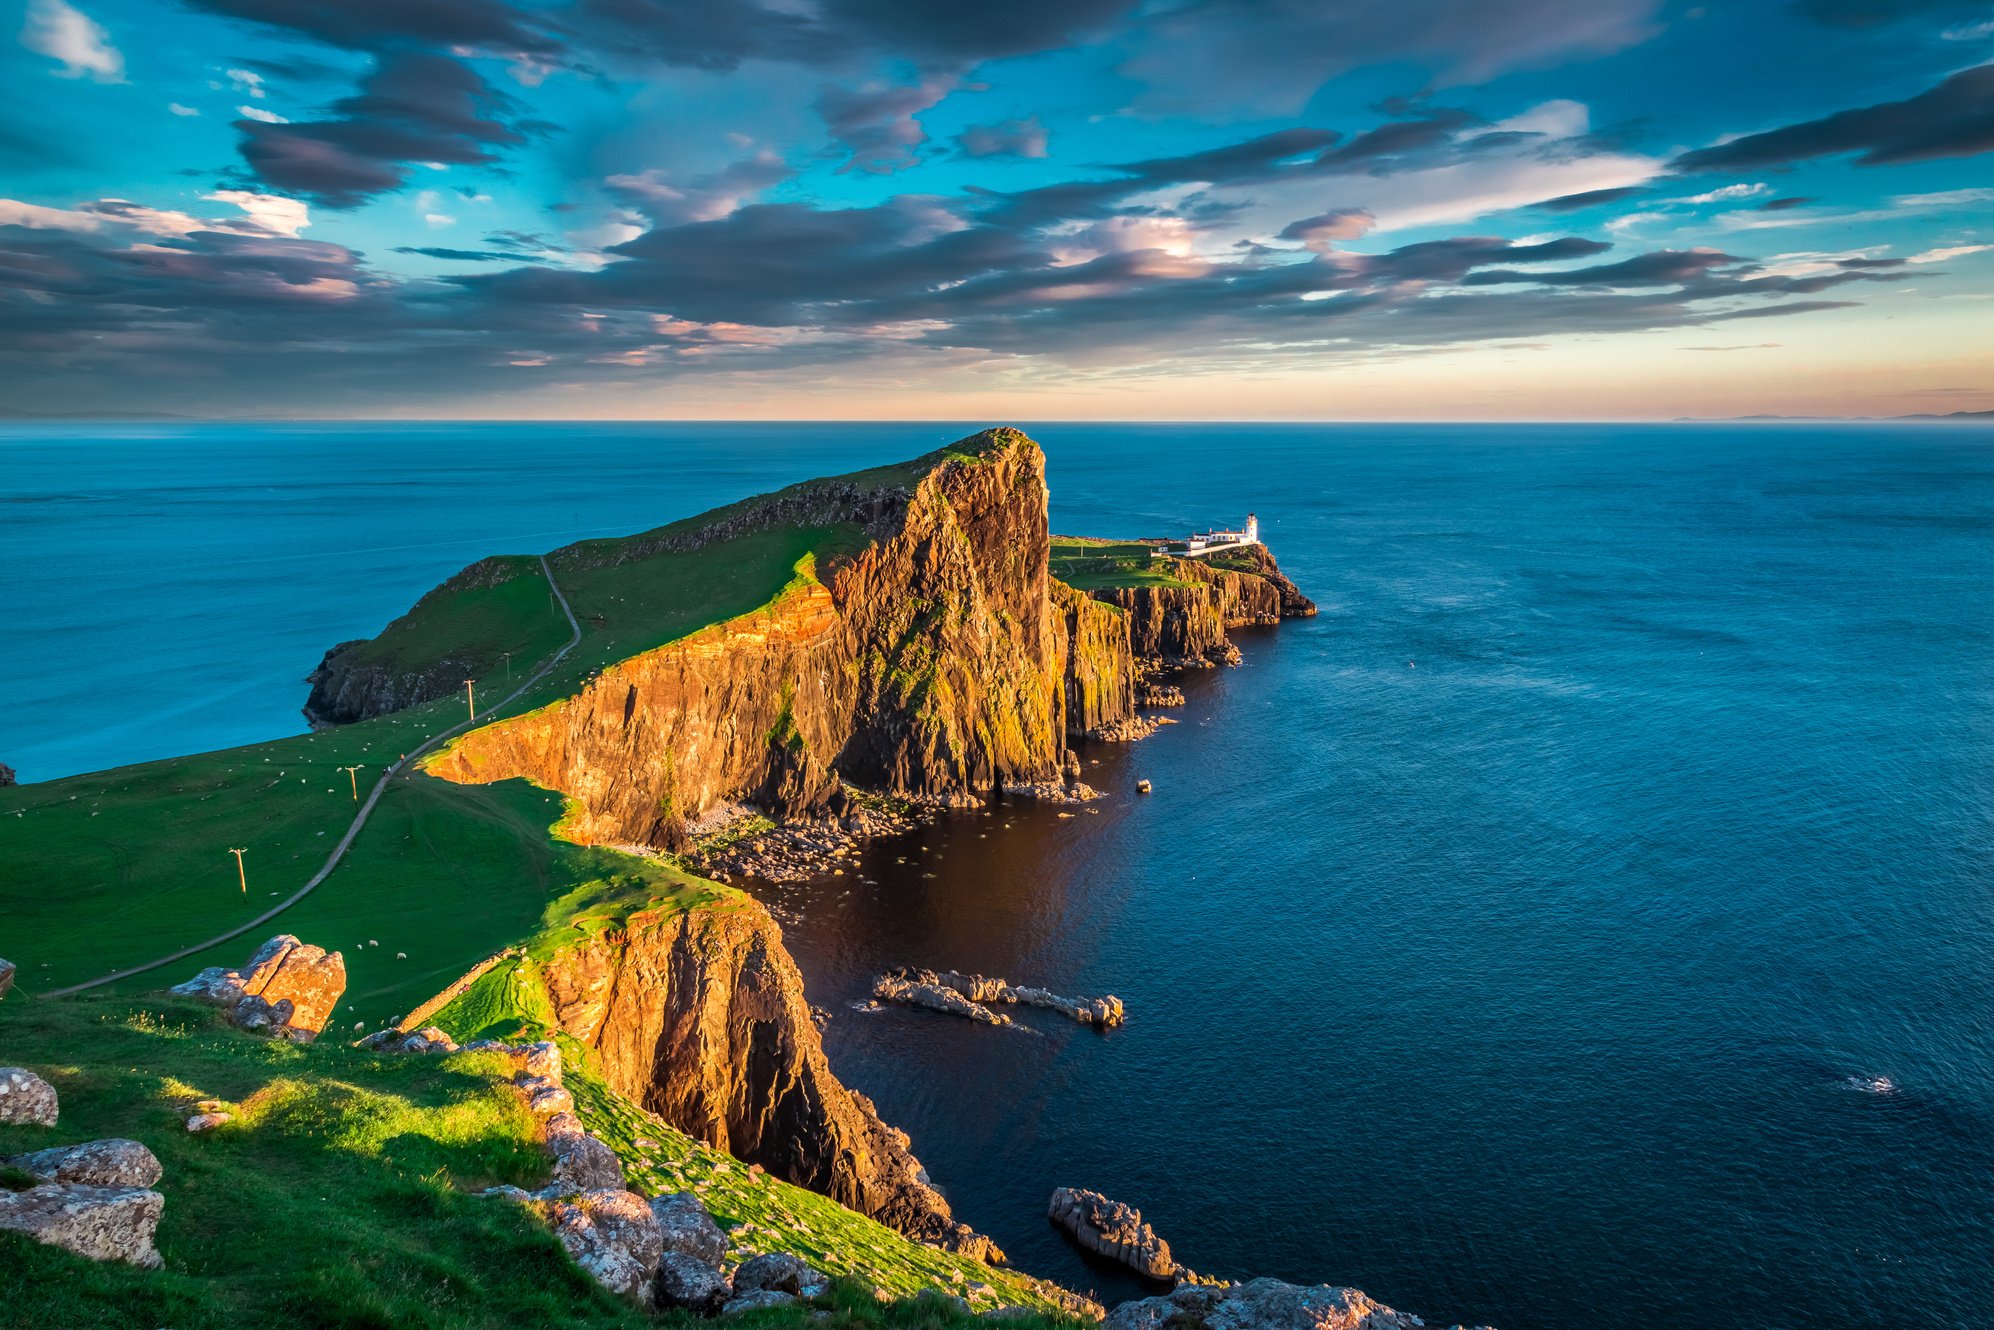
[4,422,1993,1329]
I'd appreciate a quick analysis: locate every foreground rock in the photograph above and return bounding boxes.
[551,1187,664,1308]
[0,1183,164,1268]
[6,1139,161,1189]
[652,1191,728,1267]
[734,1251,830,1298]
[1106,1278,1487,1330]
[656,1249,732,1315]
[170,935,346,1042]
[0,1067,58,1126]
[0,763,14,786]
[1049,1187,1177,1279]
[878,968,1124,1028]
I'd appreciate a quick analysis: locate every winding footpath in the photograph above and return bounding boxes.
[43,554,584,999]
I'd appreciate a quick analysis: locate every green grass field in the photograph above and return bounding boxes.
[1048,537,1192,590]
[0,995,1080,1328]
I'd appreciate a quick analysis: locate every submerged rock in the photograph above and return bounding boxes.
[1105,1277,1481,1330]
[1048,1187,1176,1280]
[0,1183,164,1268]
[0,1068,58,1126]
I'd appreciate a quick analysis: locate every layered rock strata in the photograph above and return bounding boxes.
[169,935,346,1042]
[1048,1187,1178,1280]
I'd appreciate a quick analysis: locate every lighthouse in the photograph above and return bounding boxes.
[1245,513,1259,544]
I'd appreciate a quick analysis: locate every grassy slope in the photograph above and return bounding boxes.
[333,554,572,682]
[0,995,1079,1329]
[1048,538,1192,591]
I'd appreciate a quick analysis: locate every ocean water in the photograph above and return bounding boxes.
[5,422,1993,1329]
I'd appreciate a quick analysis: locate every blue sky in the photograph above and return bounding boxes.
[3,0,1991,418]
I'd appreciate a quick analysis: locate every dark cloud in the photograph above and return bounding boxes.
[186,0,555,53]
[1466,249,1749,286]
[1758,195,1815,210]
[1314,109,1481,172]
[1531,186,1645,211]
[393,246,537,261]
[1672,64,1994,170]
[236,54,530,206]
[606,153,794,225]
[814,80,952,174]
[1278,209,1376,247]
[955,118,1049,159]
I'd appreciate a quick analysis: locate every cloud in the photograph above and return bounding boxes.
[239,105,289,123]
[815,78,954,174]
[1795,0,1984,27]
[1278,209,1376,249]
[226,67,265,98]
[1908,243,1991,262]
[185,0,554,54]
[605,150,794,225]
[233,54,529,206]
[20,0,124,82]
[1758,196,1813,210]
[955,118,1049,160]
[205,190,311,236]
[1673,64,1994,170]
[393,245,536,261]
[1530,186,1645,211]
[169,103,200,116]
[1681,183,1768,204]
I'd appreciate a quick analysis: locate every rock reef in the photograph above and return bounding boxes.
[1048,1187,1177,1280]
[874,968,1125,1028]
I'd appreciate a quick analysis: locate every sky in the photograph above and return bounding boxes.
[1,0,1991,420]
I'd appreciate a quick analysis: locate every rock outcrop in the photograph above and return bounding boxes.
[0,763,15,787]
[0,1182,165,1268]
[874,968,1124,1028]
[170,935,345,1042]
[1049,1187,1178,1280]
[1094,553,1311,670]
[1106,1278,1485,1330]
[5,1139,162,1189]
[0,1068,59,1126]
[551,1187,665,1308]
[0,956,15,1001]
[538,902,1001,1262]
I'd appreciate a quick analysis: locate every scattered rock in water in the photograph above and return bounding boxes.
[651,1191,728,1267]
[5,1139,161,1189]
[1104,1276,1486,1330]
[656,1249,732,1315]
[551,1187,665,1308]
[875,968,1125,1028]
[169,934,346,1042]
[0,1182,165,1267]
[1048,1187,1177,1280]
[0,1067,58,1126]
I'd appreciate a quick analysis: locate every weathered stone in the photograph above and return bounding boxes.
[1048,1187,1175,1280]
[871,972,1011,1026]
[6,1139,161,1188]
[1104,1278,1454,1330]
[0,1183,164,1267]
[0,763,14,786]
[722,1289,799,1316]
[171,936,345,1042]
[651,1191,728,1267]
[184,1112,231,1133]
[0,1068,58,1126]
[0,956,15,1000]
[544,1114,624,1193]
[521,1041,562,1081]
[656,1249,732,1315]
[550,1188,663,1307]
[734,1252,829,1298]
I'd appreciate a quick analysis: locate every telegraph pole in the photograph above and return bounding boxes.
[465,679,476,721]
[228,847,247,894]
[338,765,363,800]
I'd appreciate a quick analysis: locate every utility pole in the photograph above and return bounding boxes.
[228,847,247,894]
[501,650,513,679]
[338,765,363,801]
[465,679,477,721]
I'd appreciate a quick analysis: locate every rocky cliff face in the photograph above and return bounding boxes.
[536,900,998,1260]
[1096,554,1316,669]
[427,429,1078,846]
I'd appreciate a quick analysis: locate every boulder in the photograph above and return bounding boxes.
[0,956,15,1000]
[550,1188,664,1307]
[0,1068,58,1126]
[734,1251,830,1298]
[522,1040,562,1080]
[0,1183,164,1267]
[1104,1277,1458,1330]
[170,935,345,1041]
[1048,1187,1176,1280]
[0,763,14,786]
[543,1113,624,1193]
[656,1249,732,1315]
[722,1289,799,1316]
[651,1191,728,1267]
[6,1139,162,1189]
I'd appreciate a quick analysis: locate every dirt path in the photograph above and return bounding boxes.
[44,554,583,999]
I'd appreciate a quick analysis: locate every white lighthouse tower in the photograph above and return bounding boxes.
[1245,513,1260,544]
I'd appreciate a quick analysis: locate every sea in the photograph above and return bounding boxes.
[4,421,1992,1329]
